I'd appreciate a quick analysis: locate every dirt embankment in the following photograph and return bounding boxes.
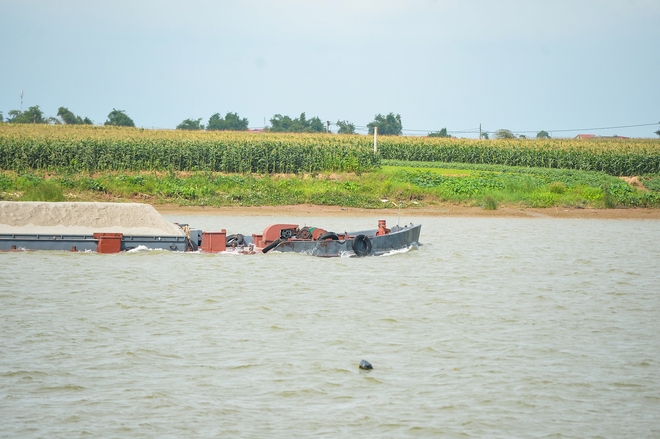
[154,204,660,220]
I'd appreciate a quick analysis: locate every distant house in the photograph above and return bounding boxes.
[574,134,629,139]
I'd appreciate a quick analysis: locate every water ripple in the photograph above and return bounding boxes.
[1,216,659,438]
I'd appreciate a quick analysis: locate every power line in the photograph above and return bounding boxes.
[332,122,482,134]
[401,122,659,135]
[505,122,659,134]
[300,121,660,136]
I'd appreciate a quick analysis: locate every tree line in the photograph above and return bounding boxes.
[3,106,645,139]
[176,111,406,136]
[0,106,135,127]
[0,105,406,135]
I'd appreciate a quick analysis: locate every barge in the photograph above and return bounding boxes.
[0,202,421,257]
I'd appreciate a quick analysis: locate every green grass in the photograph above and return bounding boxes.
[21,181,65,202]
[482,195,498,210]
[642,176,660,192]
[1,162,659,208]
[382,160,660,208]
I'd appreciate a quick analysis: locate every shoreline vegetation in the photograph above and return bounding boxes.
[1,124,659,218]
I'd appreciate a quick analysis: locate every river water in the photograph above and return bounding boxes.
[1,214,659,438]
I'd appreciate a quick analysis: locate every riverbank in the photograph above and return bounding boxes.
[154,203,660,220]
[3,164,659,211]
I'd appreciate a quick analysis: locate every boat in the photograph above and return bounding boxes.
[236,220,421,257]
[0,202,421,257]
[0,202,194,253]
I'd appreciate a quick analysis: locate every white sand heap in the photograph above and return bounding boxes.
[0,202,184,236]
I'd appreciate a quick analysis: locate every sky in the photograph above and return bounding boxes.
[1,0,659,138]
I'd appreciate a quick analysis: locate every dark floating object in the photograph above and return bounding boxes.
[359,359,373,370]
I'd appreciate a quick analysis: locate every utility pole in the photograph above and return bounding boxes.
[326,120,330,133]
[479,123,482,140]
[20,89,23,112]
[373,127,378,154]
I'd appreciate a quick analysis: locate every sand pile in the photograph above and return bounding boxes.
[0,202,184,236]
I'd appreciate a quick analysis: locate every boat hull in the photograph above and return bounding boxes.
[0,233,190,252]
[266,223,421,257]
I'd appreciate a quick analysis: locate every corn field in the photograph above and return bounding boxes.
[1,125,659,176]
[376,137,660,176]
[0,125,379,174]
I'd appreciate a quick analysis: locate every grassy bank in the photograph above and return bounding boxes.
[2,162,658,209]
[382,161,660,208]
[2,125,659,209]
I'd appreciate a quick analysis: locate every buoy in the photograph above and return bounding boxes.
[359,359,373,370]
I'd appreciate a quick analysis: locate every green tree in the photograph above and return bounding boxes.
[482,132,489,139]
[428,128,450,138]
[655,129,660,138]
[206,112,249,131]
[336,120,356,134]
[177,118,204,130]
[58,107,77,124]
[0,111,3,122]
[57,107,92,125]
[307,116,325,132]
[495,129,516,139]
[367,113,402,136]
[536,130,550,139]
[269,114,295,132]
[268,112,324,133]
[7,106,47,124]
[104,109,135,127]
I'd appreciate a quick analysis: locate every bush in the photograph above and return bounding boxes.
[20,180,65,201]
[482,195,498,210]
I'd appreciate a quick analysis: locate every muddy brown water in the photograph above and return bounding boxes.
[1,215,659,438]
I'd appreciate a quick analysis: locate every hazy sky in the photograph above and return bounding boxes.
[1,0,659,137]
